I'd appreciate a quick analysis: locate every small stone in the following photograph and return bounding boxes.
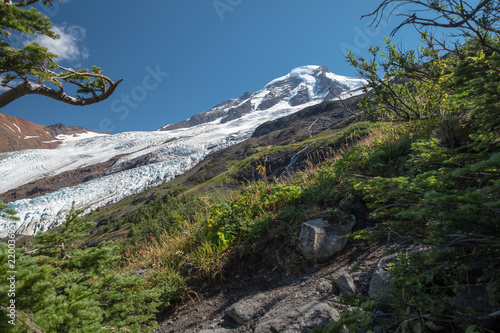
[369,255,397,299]
[316,279,334,294]
[336,273,357,295]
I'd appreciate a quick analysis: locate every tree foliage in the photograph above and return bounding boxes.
[333,0,500,331]
[347,35,455,124]
[0,0,122,108]
[0,204,166,332]
[364,0,500,51]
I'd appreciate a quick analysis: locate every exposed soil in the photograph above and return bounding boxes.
[0,112,104,153]
[156,239,392,333]
[0,112,59,152]
[155,198,386,332]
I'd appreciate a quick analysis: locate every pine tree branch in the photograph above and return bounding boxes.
[5,0,49,7]
[369,203,419,217]
[57,269,73,282]
[0,76,123,108]
[446,233,500,247]
[351,174,376,179]
[25,244,60,254]
[0,305,44,332]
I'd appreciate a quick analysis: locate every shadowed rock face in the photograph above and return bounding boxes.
[159,110,225,131]
[159,92,253,131]
[289,85,310,106]
[256,76,303,110]
[220,99,253,124]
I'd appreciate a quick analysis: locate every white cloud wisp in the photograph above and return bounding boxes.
[27,25,90,62]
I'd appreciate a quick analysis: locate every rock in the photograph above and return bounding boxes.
[254,300,340,333]
[368,255,396,299]
[298,216,356,260]
[452,286,498,330]
[132,269,150,276]
[316,279,334,294]
[198,329,232,333]
[225,293,268,324]
[336,273,357,295]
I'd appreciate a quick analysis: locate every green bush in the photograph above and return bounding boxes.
[0,204,167,332]
[206,182,302,251]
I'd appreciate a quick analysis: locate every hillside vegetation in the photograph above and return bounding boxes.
[2,10,500,333]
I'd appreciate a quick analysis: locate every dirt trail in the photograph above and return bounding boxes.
[157,240,391,333]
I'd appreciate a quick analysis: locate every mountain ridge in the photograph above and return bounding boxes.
[159,66,365,131]
[0,65,366,237]
[0,112,106,153]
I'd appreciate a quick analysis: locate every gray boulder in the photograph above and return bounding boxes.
[298,216,356,260]
[336,273,357,295]
[254,301,340,333]
[225,293,267,324]
[368,255,396,299]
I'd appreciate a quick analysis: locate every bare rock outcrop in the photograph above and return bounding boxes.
[298,216,356,260]
[254,300,340,333]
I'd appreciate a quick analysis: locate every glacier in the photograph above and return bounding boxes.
[0,66,366,237]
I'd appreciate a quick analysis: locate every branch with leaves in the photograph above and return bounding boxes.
[0,0,122,108]
[363,0,500,52]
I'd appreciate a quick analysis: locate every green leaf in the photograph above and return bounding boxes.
[465,325,478,333]
[425,321,440,330]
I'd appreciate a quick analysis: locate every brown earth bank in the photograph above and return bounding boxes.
[0,112,58,152]
[0,111,106,153]
[155,239,392,333]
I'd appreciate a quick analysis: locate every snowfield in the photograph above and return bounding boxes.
[0,66,366,237]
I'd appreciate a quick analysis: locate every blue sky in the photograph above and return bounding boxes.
[2,0,421,133]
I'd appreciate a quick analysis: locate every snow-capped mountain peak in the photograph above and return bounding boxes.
[265,65,326,88]
[0,66,366,237]
[159,66,365,131]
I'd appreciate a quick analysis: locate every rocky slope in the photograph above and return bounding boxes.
[157,240,392,333]
[0,112,100,153]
